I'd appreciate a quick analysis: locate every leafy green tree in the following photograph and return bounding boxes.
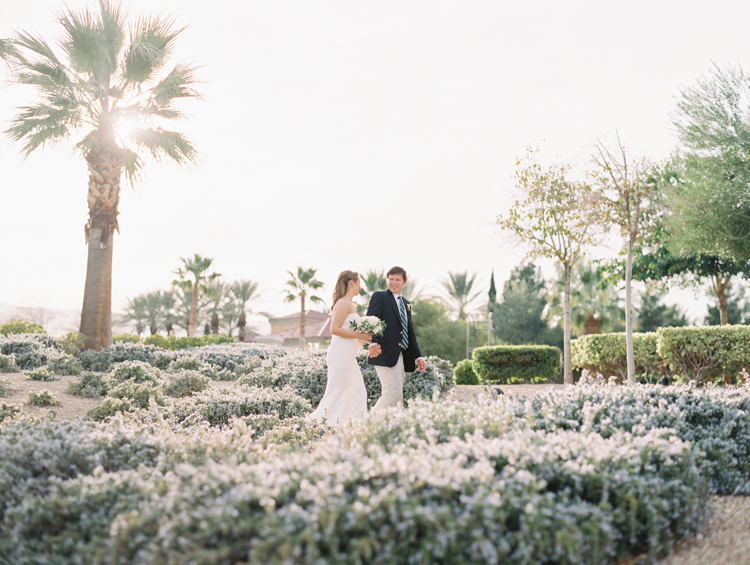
[2,1,200,350]
[440,271,482,320]
[636,291,688,332]
[592,135,662,383]
[491,263,548,345]
[547,262,624,336]
[705,281,750,326]
[172,255,221,337]
[670,64,750,260]
[284,267,325,348]
[497,147,602,383]
[411,299,466,365]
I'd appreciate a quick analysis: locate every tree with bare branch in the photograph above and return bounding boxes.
[498,147,602,384]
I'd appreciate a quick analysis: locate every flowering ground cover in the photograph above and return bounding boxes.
[0,334,748,564]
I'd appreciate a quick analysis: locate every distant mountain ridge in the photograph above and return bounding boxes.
[0,302,80,337]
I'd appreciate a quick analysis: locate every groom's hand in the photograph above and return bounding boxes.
[368,344,382,357]
[416,357,427,372]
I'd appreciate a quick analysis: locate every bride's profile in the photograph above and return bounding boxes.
[308,270,372,424]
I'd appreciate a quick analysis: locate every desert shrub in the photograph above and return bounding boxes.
[571,332,663,382]
[657,325,750,384]
[25,366,58,381]
[27,389,61,407]
[46,350,83,376]
[86,398,133,422]
[0,377,10,397]
[165,386,312,427]
[67,372,109,398]
[78,342,164,372]
[0,320,46,336]
[454,358,479,385]
[0,354,17,373]
[112,333,143,344]
[238,350,453,409]
[0,333,59,371]
[108,380,164,410]
[163,370,210,398]
[2,424,705,565]
[107,360,162,385]
[55,332,86,356]
[473,345,560,384]
[0,403,20,424]
[167,355,203,372]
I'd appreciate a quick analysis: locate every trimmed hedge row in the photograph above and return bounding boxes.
[472,345,561,384]
[572,325,750,384]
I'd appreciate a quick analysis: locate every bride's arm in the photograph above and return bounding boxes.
[330,305,371,341]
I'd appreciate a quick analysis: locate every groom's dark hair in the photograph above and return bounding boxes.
[387,266,407,281]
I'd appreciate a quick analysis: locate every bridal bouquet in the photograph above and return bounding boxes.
[351,316,386,349]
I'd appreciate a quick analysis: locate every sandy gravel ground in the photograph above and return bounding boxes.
[1,374,746,563]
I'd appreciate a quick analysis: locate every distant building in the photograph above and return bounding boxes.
[267,310,331,348]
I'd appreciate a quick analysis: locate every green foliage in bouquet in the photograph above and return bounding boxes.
[473,345,560,384]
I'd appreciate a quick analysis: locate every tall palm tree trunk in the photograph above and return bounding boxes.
[79,144,122,350]
[188,288,199,337]
[299,295,306,348]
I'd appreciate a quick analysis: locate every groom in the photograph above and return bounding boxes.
[366,266,426,410]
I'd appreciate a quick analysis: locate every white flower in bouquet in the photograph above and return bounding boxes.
[350,316,386,349]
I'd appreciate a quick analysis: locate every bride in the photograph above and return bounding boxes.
[309,270,372,425]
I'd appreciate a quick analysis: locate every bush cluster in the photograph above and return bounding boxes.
[0,320,46,336]
[27,389,61,407]
[573,325,750,384]
[142,333,236,350]
[0,354,17,373]
[454,358,479,385]
[0,392,717,565]
[66,372,109,398]
[0,377,10,397]
[24,366,59,381]
[472,345,561,384]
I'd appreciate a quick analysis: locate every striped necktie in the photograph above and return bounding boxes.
[398,296,409,350]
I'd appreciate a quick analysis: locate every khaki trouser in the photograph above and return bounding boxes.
[372,353,405,410]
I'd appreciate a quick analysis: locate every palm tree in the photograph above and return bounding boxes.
[546,262,624,336]
[160,289,177,335]
[204,280,226,335]
[172,254,220,336]
[1,1,200,350]
[440,271,482,320]
[284,267,324,348]
[143,290,165,335]
[121,294,147,335]
[228,279,263,339]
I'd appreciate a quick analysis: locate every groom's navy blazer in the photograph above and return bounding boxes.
[366,290,422,372]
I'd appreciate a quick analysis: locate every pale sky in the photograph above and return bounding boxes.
[1,0,745,330]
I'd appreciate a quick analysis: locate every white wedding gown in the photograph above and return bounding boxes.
[309,313,368,424]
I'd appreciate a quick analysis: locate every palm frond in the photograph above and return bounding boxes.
[122,148,146,183]
[58,0,123,83]
[6,103,83,155]
[151,63,202,107]
[123,14,182,83]
[130,126,198,165]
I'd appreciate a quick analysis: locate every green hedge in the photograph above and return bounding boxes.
[658,325,750,384]
[571,332,661,382]
[142,334,236,350]
[0,320,46,336]
[472,345,560,384]
[572,326,750,384]
[454,359,479,385]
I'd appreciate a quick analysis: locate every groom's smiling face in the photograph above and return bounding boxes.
[387,274,406,296]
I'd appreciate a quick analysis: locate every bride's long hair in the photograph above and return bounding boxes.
[331,270,359,311]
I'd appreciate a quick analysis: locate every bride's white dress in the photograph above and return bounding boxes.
[309,313,367,424]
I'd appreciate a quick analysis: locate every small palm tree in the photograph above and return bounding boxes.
[1,0,201,349]
[172,254,220,337]
[143,290,166,335]
[440,271,482,320]
[228,280,263,339]
[121,294,147,335]
[284,267,324,348]
[203,280,226,335]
